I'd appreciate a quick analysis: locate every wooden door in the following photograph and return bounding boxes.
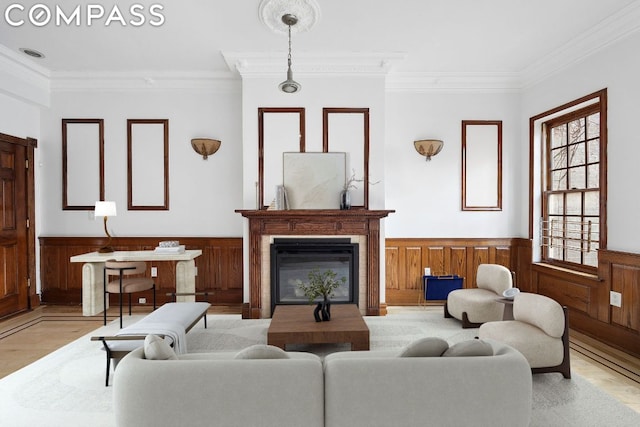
[0,136,30,318]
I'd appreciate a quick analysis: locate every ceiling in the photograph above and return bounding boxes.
[1,0,639,87]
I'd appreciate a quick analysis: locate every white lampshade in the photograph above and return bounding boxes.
[94,201,117,218]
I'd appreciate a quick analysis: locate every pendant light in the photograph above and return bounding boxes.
[278,14,302,93]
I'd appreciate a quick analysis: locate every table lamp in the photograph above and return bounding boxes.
[94,201,117,253]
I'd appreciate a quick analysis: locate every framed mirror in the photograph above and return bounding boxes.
[323,108,370,209]
[62,118,104,210]
[127,119,169,210]
[462,120,502,211]
[258,108,305,209]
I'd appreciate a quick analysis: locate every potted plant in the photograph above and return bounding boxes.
[296,268,346,322]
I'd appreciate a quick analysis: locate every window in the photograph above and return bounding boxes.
[540,96,606,272]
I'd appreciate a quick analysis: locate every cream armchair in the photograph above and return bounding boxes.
[478,292,571,378]
[444,263,513,328]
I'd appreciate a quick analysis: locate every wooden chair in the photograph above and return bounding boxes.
[103,260,156,328]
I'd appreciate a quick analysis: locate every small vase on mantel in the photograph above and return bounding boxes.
[340,189,351,210]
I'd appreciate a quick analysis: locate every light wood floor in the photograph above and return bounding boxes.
[1,304,639,414]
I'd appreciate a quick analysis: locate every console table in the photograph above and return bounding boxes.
[70,250,202,316]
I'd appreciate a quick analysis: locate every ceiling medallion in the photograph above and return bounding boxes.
[259,0,321,34]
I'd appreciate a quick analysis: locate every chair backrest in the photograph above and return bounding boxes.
[513,293,565,338]
[476,264,512,294]
[105,260,147,276]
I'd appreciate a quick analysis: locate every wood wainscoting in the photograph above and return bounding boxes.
[39,237,243,307]
[531,249,640,358]
[385,238,532,305]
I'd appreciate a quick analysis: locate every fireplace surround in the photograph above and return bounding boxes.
[270,238,359,314]
[236,209,394,318]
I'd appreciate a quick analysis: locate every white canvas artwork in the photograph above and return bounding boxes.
[283,152,346,209]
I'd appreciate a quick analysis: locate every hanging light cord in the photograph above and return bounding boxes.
[287,23,292,68]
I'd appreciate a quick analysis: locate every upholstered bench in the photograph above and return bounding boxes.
[91,301,210,386]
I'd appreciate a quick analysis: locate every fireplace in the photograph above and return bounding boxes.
[270,238,358,315]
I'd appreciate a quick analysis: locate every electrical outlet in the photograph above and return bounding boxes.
[151,267,158,277]
[610,291,622,307]
[138,297,146,304]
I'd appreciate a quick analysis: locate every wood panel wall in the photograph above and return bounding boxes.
[38,235,640,358]
[39,237,243,307]
[530,249,640,357]
[385,238,532,305]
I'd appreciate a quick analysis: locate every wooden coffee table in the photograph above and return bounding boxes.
[268,304,370,351]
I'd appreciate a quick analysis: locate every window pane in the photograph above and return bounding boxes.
[566,248,581,263]
[568,119,584,143]
[587,164,599,188]
[584,191,599,216]
[566,193,582,215]
[551,170,566,190]
[549,239,563,259]
[569,166,585,189]
[551,125,566,149]
[566,216,582,243]
[552,147,566,169]
[587,139,599,163]
[583,250,597,267]
[587,113,600,138]
[547,193,564,215]
[569,142,585,167]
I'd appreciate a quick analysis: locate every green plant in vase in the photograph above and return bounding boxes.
[296,268,346,322]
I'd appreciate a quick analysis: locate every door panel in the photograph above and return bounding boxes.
[0,140,28,318]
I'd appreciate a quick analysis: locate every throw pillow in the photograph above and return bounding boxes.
[234,344,290,359]
[397,337,449,357]
[143,334,178,360]
[442,339,493,357]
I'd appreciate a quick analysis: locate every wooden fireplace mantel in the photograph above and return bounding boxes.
[236,209,394,319]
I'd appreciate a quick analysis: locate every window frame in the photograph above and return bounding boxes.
[530,89,607,274]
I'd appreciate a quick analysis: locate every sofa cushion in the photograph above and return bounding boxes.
[234,344,290,359]
[398,337,449,357]
[442,339,493,357]
[143,334,178,360]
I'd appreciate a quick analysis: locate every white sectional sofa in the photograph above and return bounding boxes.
[323,339,532,427]
[113,347,324,427]
[114,339,532,427]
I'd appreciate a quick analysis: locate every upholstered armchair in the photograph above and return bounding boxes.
[478,292,570,378]
[444,263,513,328]
[103,260,156,328]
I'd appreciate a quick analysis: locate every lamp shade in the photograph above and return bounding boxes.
[94,201,117,217]
[191,138,221,159]
[414,139,444,161]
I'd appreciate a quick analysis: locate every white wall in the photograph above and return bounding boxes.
[38,88,244,237]
[240,76,387,210]
[522,31,640,254]
[384,91,522,238]
[0,92,40,139]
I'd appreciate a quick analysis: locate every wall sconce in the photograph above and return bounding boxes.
[414,139,444,161]
[94,201,117,253]
[191,138,221,160]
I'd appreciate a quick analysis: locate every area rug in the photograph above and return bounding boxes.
[0,308,638,426]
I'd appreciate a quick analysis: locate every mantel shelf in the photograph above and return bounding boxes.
[235,209,395,219]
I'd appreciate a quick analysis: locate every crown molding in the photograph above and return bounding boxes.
[521,1,640,88]
[49,71,240,92]
[222,51,406,77]
[0,45,50,106]
[386,72,522,93]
